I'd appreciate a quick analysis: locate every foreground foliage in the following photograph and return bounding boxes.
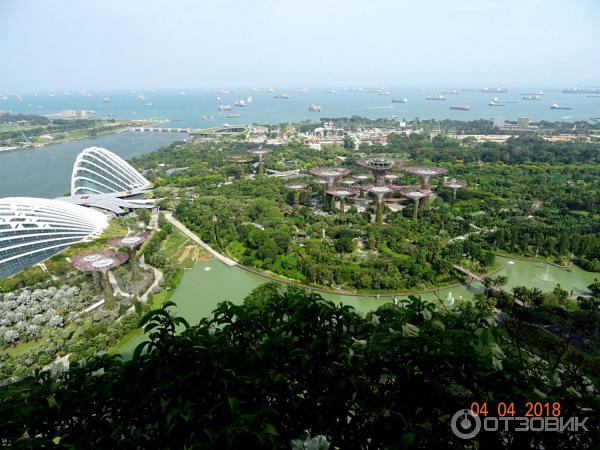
[1,286,598,449]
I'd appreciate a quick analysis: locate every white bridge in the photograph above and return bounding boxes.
[130,127,192,133]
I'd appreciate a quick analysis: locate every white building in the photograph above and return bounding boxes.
[0,198,108,279]
[71,147,151,196]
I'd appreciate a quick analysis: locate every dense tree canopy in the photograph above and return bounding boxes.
[1,286,598,449]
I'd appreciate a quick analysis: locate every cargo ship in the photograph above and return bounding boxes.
[482,87,508,93]
[426,95,446,101]
[274,93,290,99]
[450,105,470,111]
[391,97,408,103]
[227,113,241,118]
[550,103,571,110]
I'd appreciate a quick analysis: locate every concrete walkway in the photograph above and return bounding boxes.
[108,271,130,298]
[139,266,163,303]
[164,213,237,267]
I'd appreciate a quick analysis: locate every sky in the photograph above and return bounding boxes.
[1,0,599,91]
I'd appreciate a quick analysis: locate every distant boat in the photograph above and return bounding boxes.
[377,91,390,96]
[562,87,600,94]
[323,90,336,94]
[450,105,470,111]
[202,115,215,120]
[137,94,145,100]
[145,102,152,107]
[246,96,253,104]
[217,104,232,111]
[550,103,571,110]
[308,104,321,112]
[522,95,542,100]
[267,88,275,93]
[391,97,408,103]
[426,95,446,101]
[274,93,290,99]
[234,99,246,107]
[227,113,241,118]
[482,87,508,93]
[442,90,458,95]
[103,97,111,103]
[586,94,600,98]
[488,100,505,106]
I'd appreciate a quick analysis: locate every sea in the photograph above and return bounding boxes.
[1,87,599,198]
[2,87,599,128]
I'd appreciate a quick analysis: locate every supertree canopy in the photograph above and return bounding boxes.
[247,149,272,176]
[309,167,351,187]
[443,178,467,200]
[365,185,401,225]
[401,188,431,219]
[286,183,308,208]
[72,249,129,310]
[108,232,151,280]
[404,166,448,188]
[356,158,404,186]
[325,188,357,213]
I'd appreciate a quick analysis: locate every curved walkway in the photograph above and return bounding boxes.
[164,213,237,267]
[164,212,504,299]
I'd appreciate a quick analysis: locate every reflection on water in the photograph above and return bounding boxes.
[120,255,596,356]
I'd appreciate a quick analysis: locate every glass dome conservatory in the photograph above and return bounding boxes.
[71,147,151,196]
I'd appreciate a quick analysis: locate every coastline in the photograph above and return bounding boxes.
[0,119,164,155]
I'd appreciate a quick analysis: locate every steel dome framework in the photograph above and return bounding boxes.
[0,197,109,279]
[71,147,151,196]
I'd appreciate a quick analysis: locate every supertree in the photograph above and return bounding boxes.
[352,174,371,197]
[247,148,272,177]
[108,232,150,281]
[309,167,351,188]
[72,250,129,310]
[443,178,466,201]
[286,183,308,208]
[401,188,431,219]
[310,167,351,210]
[356,158,404,186]
[226,155,253,180]
[326,187,357,213]
[404,166,448,189]
[366,185,401,225]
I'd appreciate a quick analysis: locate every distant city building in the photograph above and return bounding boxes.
[188,125,248,139]
[71,147,151,196]
[493,117,506,128]
[48,110,96,120]
[0,198,108,279]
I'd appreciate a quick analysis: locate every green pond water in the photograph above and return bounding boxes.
[119,256,597,356]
